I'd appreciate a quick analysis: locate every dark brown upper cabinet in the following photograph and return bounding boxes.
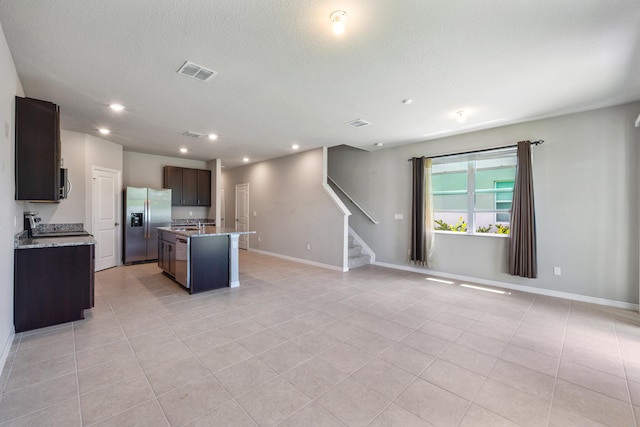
[196,169,212,206]
[15,96,61,201]
[163,166,211,206]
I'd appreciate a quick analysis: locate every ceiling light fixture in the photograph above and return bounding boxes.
[98,128,110,135]
[109,103,124,112]
[208,134,218,140]
[180,148,188,153]
[374,142,384,147]
[291,144,300,150]
[330,10,347,35]
[243,157,250,162]
[402,99,413,105]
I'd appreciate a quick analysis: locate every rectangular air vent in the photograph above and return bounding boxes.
[345,119,370,128]
[182,131,206,138]
[177,61,217,82]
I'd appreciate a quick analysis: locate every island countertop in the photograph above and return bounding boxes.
[157,225,255,239]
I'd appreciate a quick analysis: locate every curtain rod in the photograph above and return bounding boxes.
[408,140,544,161]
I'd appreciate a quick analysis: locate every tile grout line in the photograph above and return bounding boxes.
[454,286,535,425]
[545,300,584,426]
[612,309,639,427]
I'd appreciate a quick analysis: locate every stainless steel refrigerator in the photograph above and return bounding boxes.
[123,187,172,264]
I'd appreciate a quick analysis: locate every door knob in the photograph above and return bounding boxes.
[115,222,120,226]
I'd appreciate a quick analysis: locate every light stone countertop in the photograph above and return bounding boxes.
[15,234,96,249]
[157,226,255,239]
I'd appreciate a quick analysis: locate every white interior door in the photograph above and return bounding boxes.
[220,188,225,229]
[93,167,120,271]
[235,183,249,250]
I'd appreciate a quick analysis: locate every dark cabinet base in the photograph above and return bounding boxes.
[190,235,230,293]
[14,245,95,333]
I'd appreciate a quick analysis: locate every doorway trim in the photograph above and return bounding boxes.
[235,183,249,250]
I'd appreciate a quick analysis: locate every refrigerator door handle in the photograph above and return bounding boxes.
[144,199,150,238]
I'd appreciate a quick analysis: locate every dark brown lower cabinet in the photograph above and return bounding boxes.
[14,244,95,333]
[190,235,229,293]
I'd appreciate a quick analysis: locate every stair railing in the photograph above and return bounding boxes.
[327,176,379,224]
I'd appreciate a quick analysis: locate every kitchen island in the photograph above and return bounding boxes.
[157,226,254,293]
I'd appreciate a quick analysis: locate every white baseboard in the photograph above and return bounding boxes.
[374,261,640,312]
[248,249,347,272]
[0,328,15,380]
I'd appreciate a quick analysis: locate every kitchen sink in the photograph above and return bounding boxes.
[171,227,199,231]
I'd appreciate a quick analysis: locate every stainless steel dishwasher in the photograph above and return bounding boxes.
[175,237,188,287]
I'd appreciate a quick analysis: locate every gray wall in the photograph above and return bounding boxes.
[31,130,87,225]
[222,148,346,268]
[329,102,640,305]
[0,19,24,366]
[123,151,209,220]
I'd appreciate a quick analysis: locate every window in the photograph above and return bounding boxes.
[494,180,514,223]
[432,147,516,234]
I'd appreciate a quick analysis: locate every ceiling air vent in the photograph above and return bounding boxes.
[182,131,206,138]
[177,61,217,82]
[345,119,370,128]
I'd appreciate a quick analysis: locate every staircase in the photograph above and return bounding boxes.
[348,233,372,269]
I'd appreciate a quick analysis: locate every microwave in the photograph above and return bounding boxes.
[60,168,71,199]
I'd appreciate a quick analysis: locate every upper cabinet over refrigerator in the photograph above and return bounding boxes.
[123,187,171,264]
[15,96,62,202]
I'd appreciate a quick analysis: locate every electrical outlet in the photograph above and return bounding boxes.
[394,213,404,220]
[306,244,311,251]
[553,267,561,276]
[189,211,193,216]
[257,236,261,243]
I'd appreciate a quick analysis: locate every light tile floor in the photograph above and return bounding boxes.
[1,251,640,426]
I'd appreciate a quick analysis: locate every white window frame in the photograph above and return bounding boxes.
[432,147,516,235]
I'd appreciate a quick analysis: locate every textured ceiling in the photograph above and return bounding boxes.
[1,0,639,168]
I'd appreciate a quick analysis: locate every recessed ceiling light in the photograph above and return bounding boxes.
[374,142,384,147]
[243,157,250,162]
[109,103,124,112]
[98,128,110,135]
[402,99,413,105]
[180,148,188,153]
[456,111,467,123]
[208,134,218,140]
[291,144,300,150]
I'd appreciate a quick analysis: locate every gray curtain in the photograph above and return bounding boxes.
[508,141,537,278]
[410,157,433,266]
